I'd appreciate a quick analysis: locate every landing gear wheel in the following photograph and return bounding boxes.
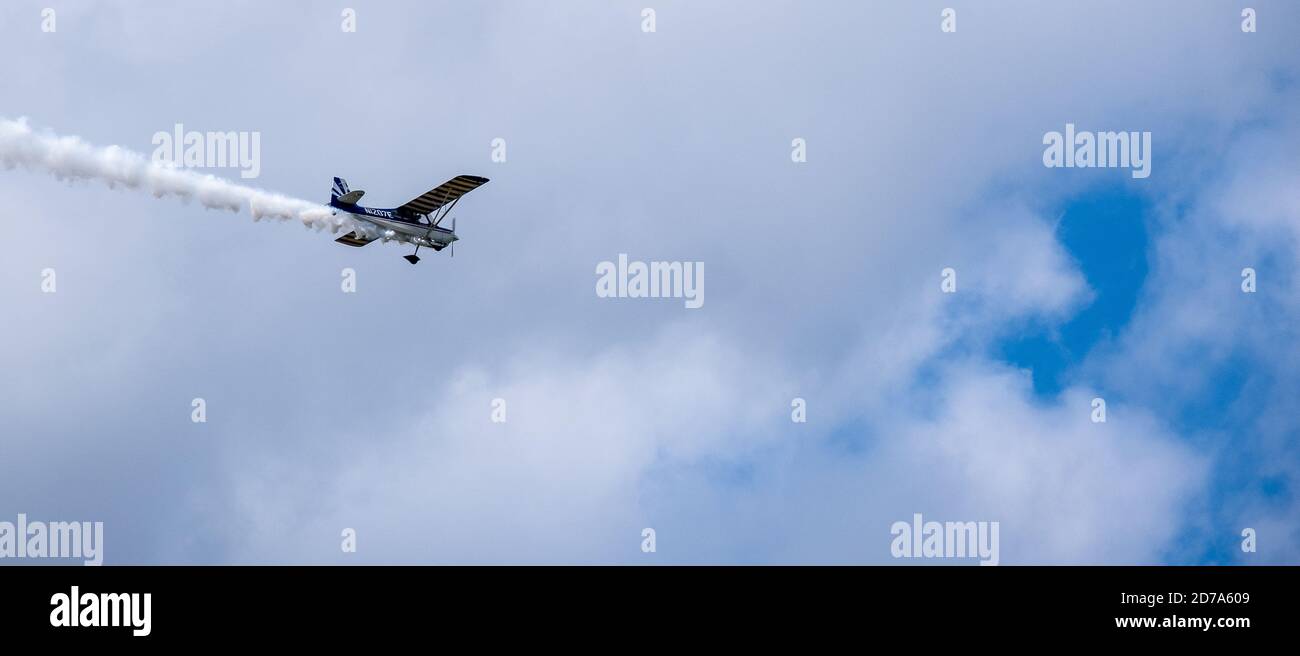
[405,242,422,264]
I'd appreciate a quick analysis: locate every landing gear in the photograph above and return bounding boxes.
[404,244,422,264]
[403,236,449,265]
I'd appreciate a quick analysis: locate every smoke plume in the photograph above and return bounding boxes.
[0,117,362,235]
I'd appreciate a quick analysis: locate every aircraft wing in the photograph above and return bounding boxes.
[335,232,375,247]
[396,175,489,217]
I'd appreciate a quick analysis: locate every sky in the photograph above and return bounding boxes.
[0,1,1297,564]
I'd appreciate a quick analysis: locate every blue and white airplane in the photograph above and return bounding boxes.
[329,174,489,264]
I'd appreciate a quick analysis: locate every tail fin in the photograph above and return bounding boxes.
[331,177,364,204]
[331,177,350,201]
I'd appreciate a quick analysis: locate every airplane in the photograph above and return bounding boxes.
[328,174,489,264]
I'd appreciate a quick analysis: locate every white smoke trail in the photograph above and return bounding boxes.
[0,117,366,236]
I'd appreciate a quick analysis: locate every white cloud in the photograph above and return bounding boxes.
[222,324,787,563]
[876,364,1206,564]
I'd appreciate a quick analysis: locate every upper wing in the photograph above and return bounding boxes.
[396,175,489,217]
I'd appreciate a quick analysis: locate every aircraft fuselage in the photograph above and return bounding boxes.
[330,199,457,248]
